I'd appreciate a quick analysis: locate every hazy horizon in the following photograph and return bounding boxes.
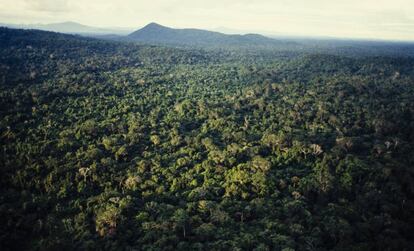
[1,0,414,41]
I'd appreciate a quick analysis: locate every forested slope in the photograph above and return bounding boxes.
[126,23,293,48]
[1,28,414,250]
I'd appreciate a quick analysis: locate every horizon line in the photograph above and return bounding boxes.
[1,20,414,44]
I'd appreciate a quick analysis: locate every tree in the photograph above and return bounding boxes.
[172,208,189,238]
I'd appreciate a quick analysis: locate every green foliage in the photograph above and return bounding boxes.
[1,28,414,251]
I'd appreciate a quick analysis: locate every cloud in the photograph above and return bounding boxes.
[22,0,72,12]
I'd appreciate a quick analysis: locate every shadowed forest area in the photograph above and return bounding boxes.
[0,27,414,250]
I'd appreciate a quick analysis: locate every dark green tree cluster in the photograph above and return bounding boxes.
[1,28,414,250]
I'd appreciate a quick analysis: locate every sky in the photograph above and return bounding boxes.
[1,0,414,41]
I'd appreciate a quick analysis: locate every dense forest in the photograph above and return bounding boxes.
[0,27,414,250]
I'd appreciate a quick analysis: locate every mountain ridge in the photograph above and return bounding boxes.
[0,21,133,35]
[126,22,293,47]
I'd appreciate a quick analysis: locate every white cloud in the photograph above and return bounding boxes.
[24,0,72,12]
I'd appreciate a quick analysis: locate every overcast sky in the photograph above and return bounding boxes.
[1,0,414,41]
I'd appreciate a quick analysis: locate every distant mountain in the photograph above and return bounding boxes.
[0,21,133,35]
[126,23,293,48]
